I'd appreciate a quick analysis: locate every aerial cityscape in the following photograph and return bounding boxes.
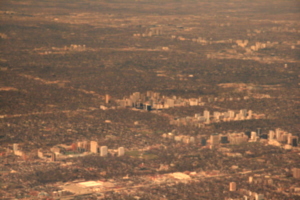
[0,0,299,199]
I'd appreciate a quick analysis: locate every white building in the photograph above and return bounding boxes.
[100,146,108,157]
[118,147,125,157]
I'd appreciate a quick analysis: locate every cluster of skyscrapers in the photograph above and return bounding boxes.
[162,127,298,149]
[116,91,190,110]
[79,141,125,157]
[8,140,126,162]
[170,109,254,126]
[115,91,253,111]
[268,128,299,148]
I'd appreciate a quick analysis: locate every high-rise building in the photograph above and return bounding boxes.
[37,149,44,159]
[275,128,282,140]
[229,182,236,191]
[201,138,207,146]
[214,112,221,120]
[204,110,210,119]
[228,110,235,118]
[210,134,220,146]
[251,131,257,141]
[83,140,90,151]
[126,98,133,107]
[90,141,98,153]
[118,147,125,157]
[77,141,86,152]
[100,146,108,157]
[105,94,111,104]
[13,143,18,152]
[144,104,151,111]
[51,153,56,162]
[257,128,261,136]
[287,133,293,144]
[292,136,298,147]
[268,130,275,140]
[240,109,247,117]
[249,176,253,183]
[248,110,253,118]
[293,168,300,179]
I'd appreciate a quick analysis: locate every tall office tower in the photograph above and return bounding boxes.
[144,104,151,111]
[251,131,257,141]
[268,130,275,140]
[240,109,247,117]
[287,133,293,144]
[210,134,220,146]
[131,92,141,103]
[292,136,298,147]
[100,146,108,157]
[51,153,56,162]
[228,110,235,118]
[214,112,221,120]
[201,138,207,146]
[126,98,133,107]
[77,141,83,152]
[275,128,282,140]
[257,128,261,137]
[249,176,253,183]
[90,141,98,153]
[204,110,210,120]
[229,182,237,191]
[84,141,90,151]
[37,149,44,159]
[293,168,300,179]
[118,147,125,157]
[105,94,111,104]
[248,110,253,118]
[13,143,18,152]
